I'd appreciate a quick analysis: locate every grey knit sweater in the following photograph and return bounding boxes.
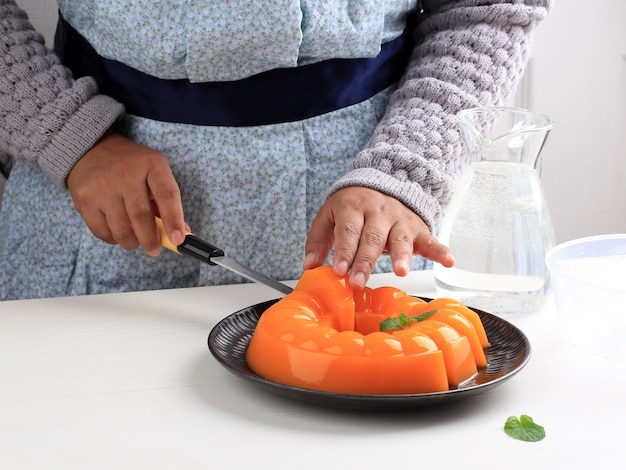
[0,0,552,230]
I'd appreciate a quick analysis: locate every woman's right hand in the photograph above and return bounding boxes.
[67,131,187,255]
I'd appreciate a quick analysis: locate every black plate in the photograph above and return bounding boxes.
[208,298,531,410]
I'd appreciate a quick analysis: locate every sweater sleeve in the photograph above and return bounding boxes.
[327,0,553,232]
[0,1,124,187]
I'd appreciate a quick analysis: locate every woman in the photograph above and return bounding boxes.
[0,0,552,300]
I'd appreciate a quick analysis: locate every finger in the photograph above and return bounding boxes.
[385,223,415,277]
[72,186,127,246]
[331,212,366,277]
[123,189,161,256]
[103,189,144,251]
[80,209,115,244]
[303,207,335,270]
[344,219,387,289]
[415,232,455,267]
[148,166,186,247]
[107,211,141,251]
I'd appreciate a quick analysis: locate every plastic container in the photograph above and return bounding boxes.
[545,234,626,360]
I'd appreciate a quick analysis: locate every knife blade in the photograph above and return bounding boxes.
[156,218,293,295]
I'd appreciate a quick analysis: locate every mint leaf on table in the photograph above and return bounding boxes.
[504,415,546,442]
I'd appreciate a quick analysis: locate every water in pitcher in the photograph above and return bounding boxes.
[433,107,555,316]
[434,161,555,314]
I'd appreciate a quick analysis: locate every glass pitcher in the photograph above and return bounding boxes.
[433,107,555,315]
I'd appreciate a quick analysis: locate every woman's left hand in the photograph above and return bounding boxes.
[304,187,454,289]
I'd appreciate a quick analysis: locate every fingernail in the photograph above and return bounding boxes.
[147,248,161,257]
[303,253,317,269]
[351,271,367,289]
[335,260,350,276]
[395,259,410,275]
[170,230,184,245]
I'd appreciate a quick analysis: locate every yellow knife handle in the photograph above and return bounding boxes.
[155,216,189,254]
[155,217,224,264]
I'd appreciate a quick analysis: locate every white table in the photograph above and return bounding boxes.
[1,271,625,469]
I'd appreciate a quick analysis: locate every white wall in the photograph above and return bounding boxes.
[17,0,57,46]
[527,0,626,243]
[17,0,626,244]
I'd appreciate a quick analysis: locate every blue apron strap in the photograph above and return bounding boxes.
[55,14,415,127]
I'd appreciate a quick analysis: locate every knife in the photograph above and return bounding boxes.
[155,217,293,295]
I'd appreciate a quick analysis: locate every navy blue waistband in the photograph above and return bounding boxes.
[54,15,415,127]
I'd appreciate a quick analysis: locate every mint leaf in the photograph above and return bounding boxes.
[504,415,546,442]
[379,310,438,332]
[380,317,403,332]
[409,309,437,323]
